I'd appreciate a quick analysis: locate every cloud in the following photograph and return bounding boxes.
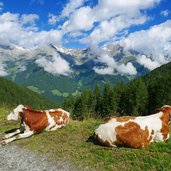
[122,20,171,69]
[117,62,137,75]
[0,1,3,12]
[61,0,86,19]
[62,6,95,33]
[20,14,39,26]
[160,10,170,17]
[94,67,114,75]
[60,0,161,46]
[0,12,62,48]
[93,48,137,75]
[48,0,86,26]
[137,55,160,70]
[0,61,8,76]
[82,15,147,46]
[0,67,8,76]
[58,0,161,75]
[48,13,59,25]
[94,61,137,76]
[0,0,166,76]
[35,52,71,76]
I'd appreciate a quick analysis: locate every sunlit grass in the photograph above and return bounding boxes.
[0,106,171,170]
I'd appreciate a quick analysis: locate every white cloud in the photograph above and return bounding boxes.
[0,1,3,12]
[60,0,161,46]
[35,52,71,76]
[0,61,8,76]
[48,13,59,25]
[117,62,137,75]
[160,10,170,17]
[94,67,114,75]
[62,6,95,33]
[61,0,85,18]
[93,48,137,75]
[0,0,166,76]
[93,0,160,21]
[20,14,39,25]
[58,0,160,75]
[48,0,86,26]
[137,55,160,70]
[82,15,147,46]
[0,12,62,48]
[122,20,171,68]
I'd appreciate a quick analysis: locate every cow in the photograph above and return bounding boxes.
[91,105,171,148]
[1,104,70,145]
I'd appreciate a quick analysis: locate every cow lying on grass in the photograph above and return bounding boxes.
[91,105,171,148]
[1,104,70,145]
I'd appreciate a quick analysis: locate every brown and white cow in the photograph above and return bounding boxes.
[1,104,70,145]
[92,105,171,148]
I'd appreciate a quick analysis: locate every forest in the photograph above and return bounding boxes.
[62,62,171,120]
[0,77,57,109]
[1,61,171,120]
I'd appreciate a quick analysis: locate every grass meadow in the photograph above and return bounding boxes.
[0,105,171,171]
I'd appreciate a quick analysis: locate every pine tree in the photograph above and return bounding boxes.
[93,85,102,117]
[123,79,148,116]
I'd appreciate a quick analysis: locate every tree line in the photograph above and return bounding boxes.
[62,70,171,120]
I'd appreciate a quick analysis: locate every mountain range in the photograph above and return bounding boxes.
[1,43,149,102]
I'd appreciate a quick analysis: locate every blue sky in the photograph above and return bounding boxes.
[0,0,171,76]
[0,0,170,49]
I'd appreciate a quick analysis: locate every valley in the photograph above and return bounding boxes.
[1,44,148,102]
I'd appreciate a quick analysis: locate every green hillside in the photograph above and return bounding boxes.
[0,77,57,109]
[6,59,130,102]
[142,61,171,113]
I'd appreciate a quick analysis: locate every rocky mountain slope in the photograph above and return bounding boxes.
[0,43,149,102]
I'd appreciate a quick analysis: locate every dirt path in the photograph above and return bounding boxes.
[0,144,75,171]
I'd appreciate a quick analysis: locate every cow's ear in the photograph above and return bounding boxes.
[160,106,168,113]
[26,106,32,110]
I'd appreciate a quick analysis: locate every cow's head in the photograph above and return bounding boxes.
[161,105,171,120]
[7,104,25,121]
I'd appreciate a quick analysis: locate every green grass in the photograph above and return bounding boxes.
[0,106,171,171]
[27,86,44,94]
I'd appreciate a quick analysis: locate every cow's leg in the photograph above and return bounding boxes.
[1,131,34,145]
[2,129,21,140]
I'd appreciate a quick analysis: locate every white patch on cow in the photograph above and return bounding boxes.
[161,105,171,108]
[57,108,70,117]
[45,111,63,131]
[7,104,25,121]
[95,118,125,145]
[45,111,57,131]
[49,109,56,112]
[133,111,164,142]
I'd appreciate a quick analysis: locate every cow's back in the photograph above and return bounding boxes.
[24,110,48,133]
[45,108,70,131]
[94,113,165,148]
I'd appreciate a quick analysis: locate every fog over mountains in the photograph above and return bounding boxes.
[0,42,158,102]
